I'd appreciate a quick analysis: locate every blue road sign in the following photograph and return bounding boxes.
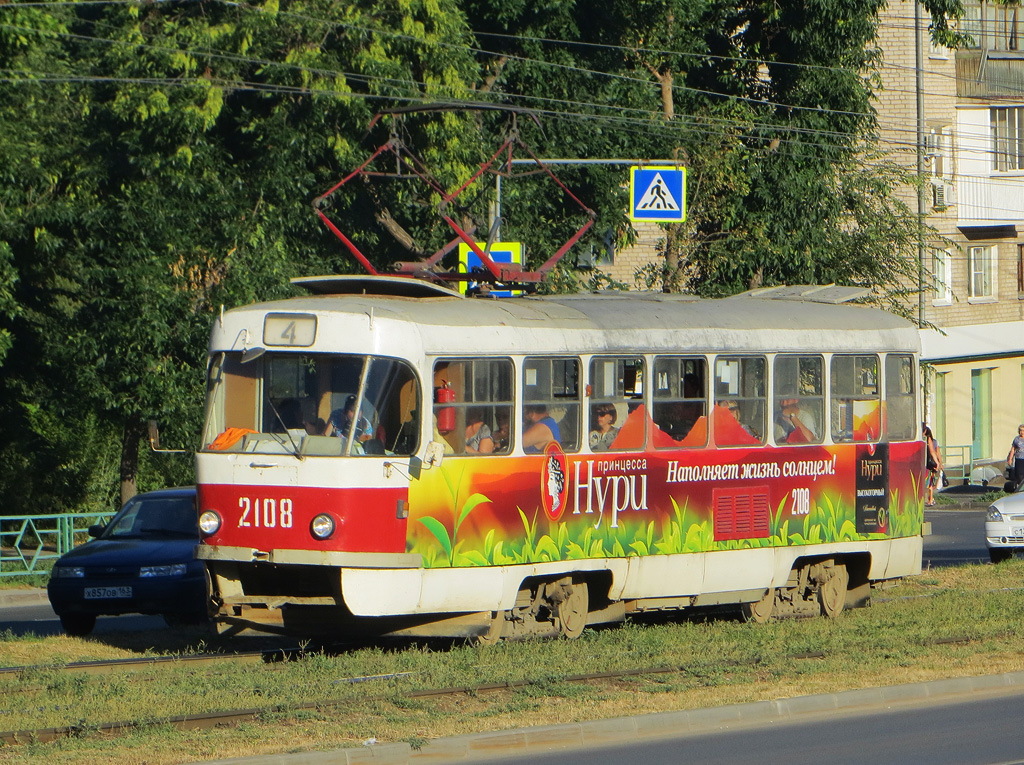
[630,166,686,223]
[458,242,523,297]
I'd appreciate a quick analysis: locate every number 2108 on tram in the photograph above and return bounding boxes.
[195,277,926,640]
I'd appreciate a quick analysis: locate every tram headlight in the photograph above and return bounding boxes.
[310,513,335,540]
[199,510,222,536]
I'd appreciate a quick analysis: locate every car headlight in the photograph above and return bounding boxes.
[987,507,1004,522]
[310,513,335,540]
[139,563,187,578]
[51,566,85,578]
[199,510,222,536]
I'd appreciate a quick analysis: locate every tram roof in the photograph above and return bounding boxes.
[216,277,920,355]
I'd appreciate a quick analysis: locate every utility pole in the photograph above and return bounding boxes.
[915,0,930,427]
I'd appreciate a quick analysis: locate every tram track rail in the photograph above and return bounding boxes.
[0,649,277,679]
[0,636,986,747]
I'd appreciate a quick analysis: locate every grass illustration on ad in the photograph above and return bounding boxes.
[412,458,922,568]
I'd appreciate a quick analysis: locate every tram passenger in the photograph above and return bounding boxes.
[464,408,494,454]
[774,398,817,444]
[523,404,560,453]
[492,410,510,453]
[714,400,760,445]
[589,403,620,451]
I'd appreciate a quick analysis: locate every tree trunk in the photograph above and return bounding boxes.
[119,415,145,505]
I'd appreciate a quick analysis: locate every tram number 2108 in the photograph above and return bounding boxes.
[238,497,294,528]
[790,487,811,516]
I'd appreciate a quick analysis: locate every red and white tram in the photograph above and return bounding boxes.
[196,277,925,639]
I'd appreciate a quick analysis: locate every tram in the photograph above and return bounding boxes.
[195,277,925,639]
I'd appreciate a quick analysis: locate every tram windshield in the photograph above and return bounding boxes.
[201,352,420,457]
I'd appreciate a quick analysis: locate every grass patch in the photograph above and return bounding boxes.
[2,562,1024,763]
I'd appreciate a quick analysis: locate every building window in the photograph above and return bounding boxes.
[968,245,995,299]
[932,249,952,304]
[991,107,1024,171]
[964,2,1022,51]
[1017,244,1024,295]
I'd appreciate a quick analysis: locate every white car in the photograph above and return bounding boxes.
[985,480,1024,563]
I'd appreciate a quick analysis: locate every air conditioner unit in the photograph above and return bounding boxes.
[932,181,956,209]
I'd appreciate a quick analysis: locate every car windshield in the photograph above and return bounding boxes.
[102,495,197,539]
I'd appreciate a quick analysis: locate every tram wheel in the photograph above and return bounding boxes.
[740,588,776,623]
[818,562,848,618]
[556,581,588,639]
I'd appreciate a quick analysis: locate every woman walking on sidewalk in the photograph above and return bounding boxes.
[923,424,942,506]
[1007,424,1024,490]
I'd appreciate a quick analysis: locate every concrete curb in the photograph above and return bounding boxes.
[202,669,1024,764]
[0,588,48,607]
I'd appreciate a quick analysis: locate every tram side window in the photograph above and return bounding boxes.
[589,356,645,451]
[713,356,765,445]
[433,358,513,455]
[885,354,916,441]
[831,354,880,443]
[523,357,580,453]
[652,357,707,447]
[773,355,824,445]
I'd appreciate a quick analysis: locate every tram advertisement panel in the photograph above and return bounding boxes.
[408,441,923,568]
[855,443,889,534]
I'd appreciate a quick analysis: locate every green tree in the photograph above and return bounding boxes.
[0,0,480,510]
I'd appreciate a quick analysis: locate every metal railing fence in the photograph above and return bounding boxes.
[0,512,114,578]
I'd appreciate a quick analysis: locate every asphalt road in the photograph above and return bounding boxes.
[470,684,1024,765]
[923,508,990,567]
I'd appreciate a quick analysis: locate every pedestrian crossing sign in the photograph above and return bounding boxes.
[629,166,686,222]
[457,241,523,296]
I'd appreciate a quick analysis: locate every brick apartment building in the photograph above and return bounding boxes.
[598,2,1024,472]
[878,0,1024,470]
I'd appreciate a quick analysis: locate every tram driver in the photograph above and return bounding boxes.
[327,395,375,442]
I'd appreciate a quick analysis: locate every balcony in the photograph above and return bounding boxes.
[955,172,1024,228]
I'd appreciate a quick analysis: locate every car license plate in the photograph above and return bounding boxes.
[84,586,132,599]
[1014,528,1024,537]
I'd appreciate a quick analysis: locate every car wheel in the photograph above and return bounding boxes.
[989,548,1014,564]
[59,613,96,637]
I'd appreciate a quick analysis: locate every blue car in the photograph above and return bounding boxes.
[47,487,207,636]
